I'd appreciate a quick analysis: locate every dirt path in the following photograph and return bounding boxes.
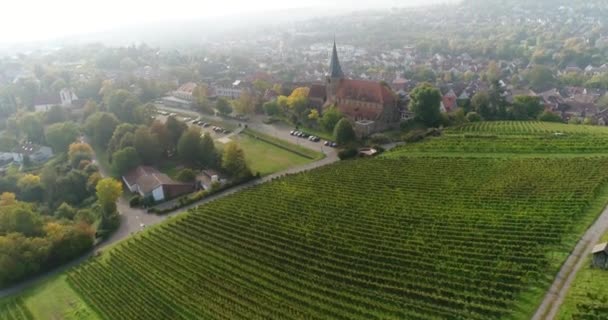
[532,205,608,320]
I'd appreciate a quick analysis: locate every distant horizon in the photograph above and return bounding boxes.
[0,0,458,46]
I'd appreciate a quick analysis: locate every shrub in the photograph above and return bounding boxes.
[129,195,142,208]
[538,111,564,123]
[466,112,482,122]
[402,129,426,143]
[176,168,197,182]
[370,133,390,145]
[338,148,358,160]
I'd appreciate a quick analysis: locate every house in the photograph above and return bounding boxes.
[324,41,400,137]
[592,242,608,269]
[197,169,227,190]
[442,89,458,112]
[11,143,53,164]
[214,80,244,100]
[33,88,79,112]
[173,82,197,101]
[122,166,194,202]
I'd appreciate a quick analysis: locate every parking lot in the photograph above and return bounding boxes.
[290,130,338,148]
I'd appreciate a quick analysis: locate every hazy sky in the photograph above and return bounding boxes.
[0,0,436,44]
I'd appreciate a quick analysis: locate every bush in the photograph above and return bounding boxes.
[538,111,564,123]
[466,112,482,122]
[129,195,142,208]
[176,168,197,182]
[369,133,390,145]
[338,148,358,160]
[402,129,426,143]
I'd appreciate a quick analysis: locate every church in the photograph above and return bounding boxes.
[321,41,400,137]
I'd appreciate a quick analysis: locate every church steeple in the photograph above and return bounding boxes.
[329,40,344,79]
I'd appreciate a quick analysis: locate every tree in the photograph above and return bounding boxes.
[150,120,171,153]
[320,106,343,132]
[68,142,94,168]
[17,174,43,202]
[44,105,67,124]
[166,116,187,146]
[200,133,218,168]
[216,98,233,115]
[333,118,356,145]
[96,178,122,215]
[409,83,442,127]
[134,103,157,125]
[525,65,555,89]
[55,202,77,220]
[177,128,203,165]
[471,91,492,120]
[133,127,162,165]
[106,90,140,123]
[83,100,98,119]
[0,192,16,206]
[19,113,44,143]
[510,96,544,120]
[308,109,319,121]
[234,91,255,114]
[263,101,280,116]
[84,112,120,146]
[112,147,141,176]
[222,141,251,179]
[45,122,79,153]
[176,168,196,182]
[108,123,137,156]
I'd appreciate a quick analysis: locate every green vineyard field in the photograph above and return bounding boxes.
[0,299,33,320]
[67,156,608,319]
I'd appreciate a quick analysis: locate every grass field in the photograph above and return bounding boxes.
[4,120,608,319]
[557,231,608,320]
[0,275,99,320]
[232,133,316,176]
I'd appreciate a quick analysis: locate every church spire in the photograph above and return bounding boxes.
[329,39,344,79]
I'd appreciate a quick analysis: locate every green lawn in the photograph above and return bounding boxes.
[557,231,608,319]
[1,274,99,320]
[232,134,316,176]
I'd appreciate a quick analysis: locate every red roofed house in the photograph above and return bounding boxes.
[123,166,194,202]
[325,41,399,137]
[441,89,458,112]
[173,82,197,101]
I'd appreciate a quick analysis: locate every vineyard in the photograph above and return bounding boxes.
[66,156,608,319]
[0,299,33,320]
[387,121,608,156]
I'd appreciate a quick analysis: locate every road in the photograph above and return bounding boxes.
[532,204,608,320]
[0,111,338,299]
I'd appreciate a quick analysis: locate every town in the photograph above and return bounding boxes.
[2,0,608,319]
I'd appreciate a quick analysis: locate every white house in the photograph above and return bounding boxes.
[33,88,79,112]
[122,166,194,202]
[213,80,243,100]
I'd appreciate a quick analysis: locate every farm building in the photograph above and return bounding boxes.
[592,242,608,269]
[123,166,194,202]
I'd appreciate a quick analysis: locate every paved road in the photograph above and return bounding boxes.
[0,113,338,299]
[532,204,608,320]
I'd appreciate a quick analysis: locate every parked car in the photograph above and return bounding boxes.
[290,130,296,136]
[202,123,210,127]
[312,137,320,142]
[330,142,338,147]
[324,140,330,146]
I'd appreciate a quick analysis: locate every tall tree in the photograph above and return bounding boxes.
[409,83,442,127]
[177,128,203,166]
[222,142,251,179]
[45,122,79,153]
[96,178,123,215]
[18,113,44,143]
[84,112,120,146]
[216,98,233,115]
[166,116,187,146]
[133,127,162,165]
[111,147,141,176]
[320,106,343,132]
[333,118,356,145]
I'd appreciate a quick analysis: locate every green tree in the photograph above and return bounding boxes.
[263,101,280,116]
[106,90,140,123]
[471,91,492,120]
[133,127,162,165]
[333,118,356,145]
[176,168,196,182]
[222,141,251,179]
[44,105,67,124]
[216,98,233,115]
[466,112,482,122]
[177,128,203,165]
[19,113,44,143]
[112,147,141,176]
[200,133,218,168]
[320,106,343,132]
[510,96,544,120]
[525,65,555,89]
[409,83,442,127]
[84,112,120,147]
[166,116,187,146]
[45,122,79,153]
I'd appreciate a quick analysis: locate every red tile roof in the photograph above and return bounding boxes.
[309,84,326,100]
[336,79,395,105]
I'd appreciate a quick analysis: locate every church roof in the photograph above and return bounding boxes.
[335,79,395,105]
[329,41,344,79]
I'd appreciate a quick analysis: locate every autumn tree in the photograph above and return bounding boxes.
[222,141,252,179]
